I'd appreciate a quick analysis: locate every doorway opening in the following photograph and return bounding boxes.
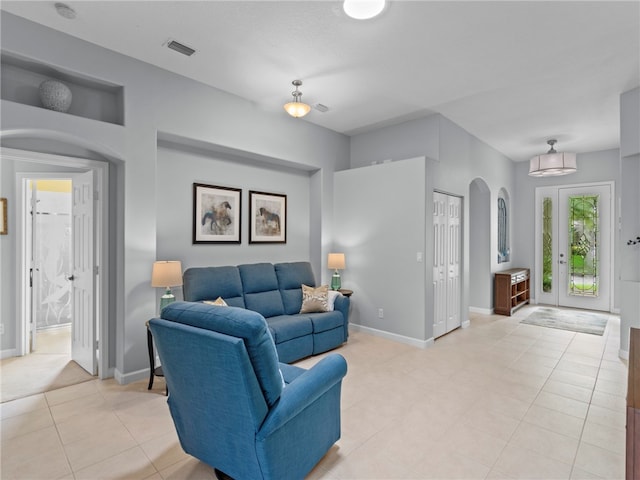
[6,146,111,386]
[27,178,73,353]
[19,172,100,377]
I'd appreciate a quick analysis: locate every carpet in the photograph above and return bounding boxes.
[520,307,608,336]
[1,356,95,403]
[1,327,95,403]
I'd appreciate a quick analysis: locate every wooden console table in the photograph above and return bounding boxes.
[494,268,530,316]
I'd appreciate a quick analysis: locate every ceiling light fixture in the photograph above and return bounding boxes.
[343,0,386,20]
[529,139,577,177]
[283,80,311,118]
[54,2,76,19]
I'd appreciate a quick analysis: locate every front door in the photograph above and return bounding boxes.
[558,184,611,311]
[535,183,612,312]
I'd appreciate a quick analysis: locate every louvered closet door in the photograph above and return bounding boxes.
[433,192,462,339]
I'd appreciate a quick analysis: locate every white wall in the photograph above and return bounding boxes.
[469,179,492,311]
[334,158,429,343]
[0,13,349,381]
[346,115,516,343]
[619,87,640,355]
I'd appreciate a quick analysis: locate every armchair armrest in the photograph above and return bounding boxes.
[257,354,347,439]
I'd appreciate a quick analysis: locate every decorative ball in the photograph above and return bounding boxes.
[38,80,72,112]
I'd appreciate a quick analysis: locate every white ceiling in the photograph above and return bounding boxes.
[2,1,639,161]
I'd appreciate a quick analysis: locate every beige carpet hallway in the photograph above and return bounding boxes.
[1,326,95,403]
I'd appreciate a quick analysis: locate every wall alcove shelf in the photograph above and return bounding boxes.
[1,52,124,125]
[494,268,530,316]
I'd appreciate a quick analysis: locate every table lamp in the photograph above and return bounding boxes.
[151,261,183,311]
[327,253,346,291]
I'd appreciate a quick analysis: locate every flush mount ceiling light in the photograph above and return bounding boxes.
[528,139,577,177]
[283,80,311,118]
[343,0,386,20]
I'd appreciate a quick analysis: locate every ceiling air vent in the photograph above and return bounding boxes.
[167,40,196,57]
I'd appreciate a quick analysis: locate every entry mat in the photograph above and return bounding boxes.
[520,307,608,336]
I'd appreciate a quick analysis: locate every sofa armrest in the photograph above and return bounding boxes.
[334,294,350,339]
[257,354,347,439]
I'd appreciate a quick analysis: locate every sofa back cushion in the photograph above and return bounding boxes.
[275,262,317,315]
[238,263,285,318]
[183,266,246,308]
[159,301,283,407]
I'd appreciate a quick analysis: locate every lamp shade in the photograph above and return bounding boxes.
[151,261,183,288]
[328,253,346,270]
[528,152,577,177]
[284,101,311,118]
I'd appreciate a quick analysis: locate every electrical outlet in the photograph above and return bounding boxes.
[416,251,423,262]
[378,308,384,319]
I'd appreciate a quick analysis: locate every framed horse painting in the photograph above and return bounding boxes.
[193,183,241,244]
[249,191,286,244]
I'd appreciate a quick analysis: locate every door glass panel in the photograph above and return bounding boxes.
[568,194,599,297]
[35,180,72,329]
[542,196,553,293]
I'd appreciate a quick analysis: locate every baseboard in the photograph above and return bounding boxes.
[349,323,434,349]
[114,367,148,385]
[461,319,471,328]
[619,349,629,360]
[1,348,18,360]
[469,307,493,315]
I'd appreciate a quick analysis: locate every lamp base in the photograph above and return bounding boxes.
[331,272,341,291]
[159,289,175,311]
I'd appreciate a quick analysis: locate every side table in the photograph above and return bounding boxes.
[146,321,167,395]
[338,288,353,297]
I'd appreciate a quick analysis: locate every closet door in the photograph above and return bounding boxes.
[433,192,461,339]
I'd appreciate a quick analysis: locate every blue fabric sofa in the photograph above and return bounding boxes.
[149,301,347,480]
[183,262,349,363]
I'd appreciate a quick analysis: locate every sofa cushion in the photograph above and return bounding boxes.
[183,266,245,308]
[306,311,345,333]
[275,262,317,314]
[239,263,285,317]
[160,301,283,407]
[300,284,329,313]
[266,315,313,343]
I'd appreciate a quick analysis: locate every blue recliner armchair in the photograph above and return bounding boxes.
[148,301,348,480]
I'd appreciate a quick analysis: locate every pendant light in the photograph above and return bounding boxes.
[283,80,311,118]
[528,139,577,177]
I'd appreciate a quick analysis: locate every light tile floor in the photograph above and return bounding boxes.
[0,306,626,479]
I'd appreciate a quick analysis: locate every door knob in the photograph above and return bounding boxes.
[66,274,75,281]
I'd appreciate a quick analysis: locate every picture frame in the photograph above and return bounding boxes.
[0,198,6,235]
[193,183,241,244]
[249,191,286,244]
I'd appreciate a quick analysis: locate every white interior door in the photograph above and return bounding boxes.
[28,182,38,352]
[433,192,462,338]
[446,195,461,332]
[71,171,97,374]
[558,184,611,311]
[433,192,447,338]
